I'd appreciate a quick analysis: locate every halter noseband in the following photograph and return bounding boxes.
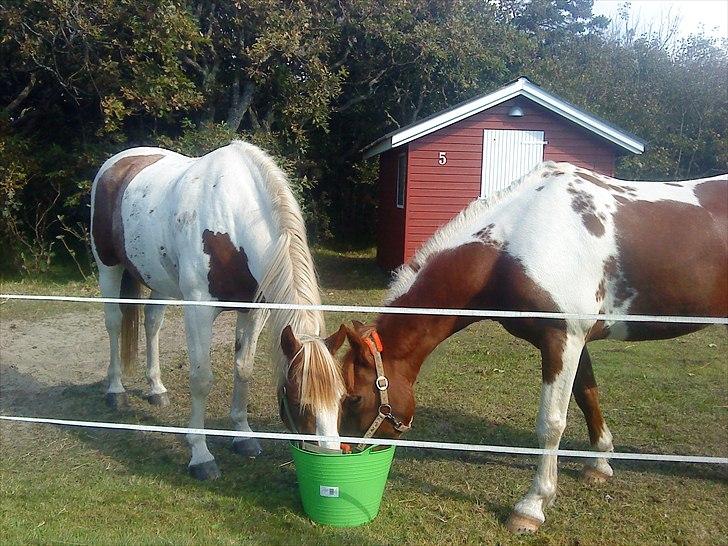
[358,330,412,449]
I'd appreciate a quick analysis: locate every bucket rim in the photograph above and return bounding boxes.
[289,441,395,458]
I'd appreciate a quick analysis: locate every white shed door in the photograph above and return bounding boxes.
[480,129,545,197]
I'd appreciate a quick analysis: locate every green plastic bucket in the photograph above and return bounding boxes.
[290,443,396,527]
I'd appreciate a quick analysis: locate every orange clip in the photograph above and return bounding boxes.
[371,330,383,352]
[364,338,377,355]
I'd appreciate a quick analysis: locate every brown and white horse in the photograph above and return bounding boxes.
[90,141,346,479]
[336,161,727,532]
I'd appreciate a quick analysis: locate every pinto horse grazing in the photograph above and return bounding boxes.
[90,141,346,479]
[337,161,727,532]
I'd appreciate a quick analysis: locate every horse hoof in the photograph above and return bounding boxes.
[147,392,170,407]
[582,466,611,485]
[105,392,129,410]
[232,438,263,458]
[505,512,543,534]
[189,460,221,481]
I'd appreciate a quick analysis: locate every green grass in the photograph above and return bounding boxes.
[1,248,726,544]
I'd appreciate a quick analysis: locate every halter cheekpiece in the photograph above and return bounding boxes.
[358,330,412,448]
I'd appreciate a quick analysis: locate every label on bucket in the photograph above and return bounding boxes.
[319,485,339,498]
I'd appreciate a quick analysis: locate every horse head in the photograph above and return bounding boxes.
[278,324,347,447]
[338,320,415,440]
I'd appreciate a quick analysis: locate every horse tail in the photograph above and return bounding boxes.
[119,269,141,375]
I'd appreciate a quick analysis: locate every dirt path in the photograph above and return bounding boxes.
[0,308,238,415]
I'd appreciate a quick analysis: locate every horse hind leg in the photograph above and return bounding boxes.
[99,264,128,410]
[573,347,614,484]
[230,309,269,457]
[507,331,584,534]
[144,292,169,406]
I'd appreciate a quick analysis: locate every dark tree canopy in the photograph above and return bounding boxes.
[1,0,726,273]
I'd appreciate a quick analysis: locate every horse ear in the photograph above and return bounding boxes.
[280,325,302,362]
[324,324,347,355]
[344,324,375,369]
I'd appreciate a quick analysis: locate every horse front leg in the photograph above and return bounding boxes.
[144,291,169,406]
[184,305,220,480]
[573,347,614,484]
[230,309,269,457]
[506,331,584,534]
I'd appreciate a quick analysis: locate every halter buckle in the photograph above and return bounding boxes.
[375,376,389,390]
[379,403,392,416]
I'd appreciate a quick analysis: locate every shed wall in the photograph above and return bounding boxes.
[403,97,617,261]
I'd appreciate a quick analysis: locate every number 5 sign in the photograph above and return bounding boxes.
[438,151,447,165]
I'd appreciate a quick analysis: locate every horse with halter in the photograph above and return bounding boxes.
[335,161,727,532]
[90,141,346,480]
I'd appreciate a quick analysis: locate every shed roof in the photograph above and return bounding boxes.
[363,77,646,158]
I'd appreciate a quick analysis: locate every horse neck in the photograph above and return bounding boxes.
[376,296,477,386]
[377,242,504,385]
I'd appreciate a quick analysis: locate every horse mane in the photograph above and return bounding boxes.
[386,161,561,304]
[230,140,345,412]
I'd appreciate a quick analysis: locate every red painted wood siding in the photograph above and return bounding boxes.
[402,96,618,261]
[376,148,406,268]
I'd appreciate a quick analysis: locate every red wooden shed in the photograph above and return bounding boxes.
[364,77,646,269]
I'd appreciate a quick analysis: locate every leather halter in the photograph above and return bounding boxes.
[278,384,299,434]
[358,330,412,449]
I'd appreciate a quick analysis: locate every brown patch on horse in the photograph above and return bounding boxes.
[567,184,605,237]
[475,223,504,248]
[572,348,605,445]
[601,255,634,307]
[93,154,164,270]
[543,170,565,178]
[595,279,606,302]
[694,179,728,221]
[577,171,609,188]
[612,186,727,339]
[385,243,568,384]
[577,170,630,194]
[202,230,258,303]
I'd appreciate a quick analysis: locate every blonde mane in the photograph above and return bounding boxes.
[231,141,345,411]
[385,161,560,303]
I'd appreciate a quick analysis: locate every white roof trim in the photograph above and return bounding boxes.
[364,78,645,158]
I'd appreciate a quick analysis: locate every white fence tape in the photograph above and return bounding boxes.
[2,293,728,324]
[1,416,726,465]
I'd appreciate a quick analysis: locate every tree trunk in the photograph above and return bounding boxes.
[226,75,256,131]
